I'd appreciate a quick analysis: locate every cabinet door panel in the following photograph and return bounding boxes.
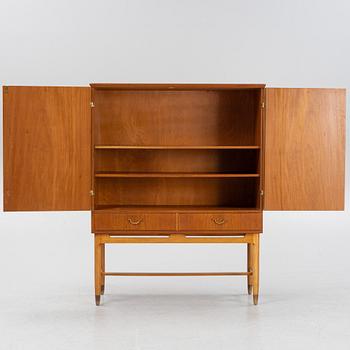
[264,88,345,210]
[3,86,91,211]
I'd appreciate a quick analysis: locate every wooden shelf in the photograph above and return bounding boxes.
[94,205,260,212]
[95,145,260,150]
[95,172,260,178]
[93,87,263,211]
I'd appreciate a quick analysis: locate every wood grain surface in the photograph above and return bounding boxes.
[178,212,262,231]
[94,212,177,231]
[95,178,259,208]
[93,89,261,146]
[90,83,265,90]
[94,149,259,174]
[264,88,345,210]
[3,86,91,210]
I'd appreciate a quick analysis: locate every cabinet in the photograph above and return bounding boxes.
[3,84,346,305]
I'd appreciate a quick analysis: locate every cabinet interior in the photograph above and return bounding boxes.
[92,87,263,211]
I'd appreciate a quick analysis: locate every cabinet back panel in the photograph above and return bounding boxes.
[95,178,259,208]
[93,90,260,146]
[95,149,259,173]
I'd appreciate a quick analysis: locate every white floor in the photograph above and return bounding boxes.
[1,211,350,349]
[1,286,350,349]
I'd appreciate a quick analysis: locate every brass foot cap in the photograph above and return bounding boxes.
[95,295,101,306]
[253,295,259,305]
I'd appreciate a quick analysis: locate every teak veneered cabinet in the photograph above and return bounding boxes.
[3,84,346,305]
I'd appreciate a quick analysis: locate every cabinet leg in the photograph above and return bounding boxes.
[101,243,105,295]
[247,242,252,295]
[94,235,102,306]
[251,234,260,305]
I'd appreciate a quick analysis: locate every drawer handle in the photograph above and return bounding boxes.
[212,217,226,225]
[128,217,143,225]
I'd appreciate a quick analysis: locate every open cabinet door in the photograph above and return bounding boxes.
[3,86,91,211]
[264,88,345,210]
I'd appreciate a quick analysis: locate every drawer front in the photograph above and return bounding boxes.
[94,212,177,231]
[178,212,262,231]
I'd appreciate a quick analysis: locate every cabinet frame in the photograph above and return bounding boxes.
[3,83,346,307]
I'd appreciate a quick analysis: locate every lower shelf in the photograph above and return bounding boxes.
[95,172,260,178]
[94,177,260,208]
[94,205,260,212]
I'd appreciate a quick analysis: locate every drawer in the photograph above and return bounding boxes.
[93,212,177,231]
[178,212,262,231]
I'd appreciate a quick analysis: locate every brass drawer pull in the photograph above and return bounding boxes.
[128,217,143,225]
[212,217,226,225]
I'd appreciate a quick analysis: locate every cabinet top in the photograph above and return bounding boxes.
[89,83,266,90]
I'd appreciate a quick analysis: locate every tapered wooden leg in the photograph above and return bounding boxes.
[95,235,102,306]
[101,243,105,295]
[247,243,252,295]
[251,234,260,305]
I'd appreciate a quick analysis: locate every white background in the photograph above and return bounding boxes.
[0,1,349,349]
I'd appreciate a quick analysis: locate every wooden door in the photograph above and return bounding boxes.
[3,86,91,211]
[264,88,345,210]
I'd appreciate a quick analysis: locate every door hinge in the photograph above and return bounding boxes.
[90,102,95,108]
[90,190,95,196]
[261,101,265,109]
[260,190,264,196]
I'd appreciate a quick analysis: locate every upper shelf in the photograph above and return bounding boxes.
[95,145,260,150]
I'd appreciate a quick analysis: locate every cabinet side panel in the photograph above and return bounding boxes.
[3,86,91,211]
[264,88,345,210]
